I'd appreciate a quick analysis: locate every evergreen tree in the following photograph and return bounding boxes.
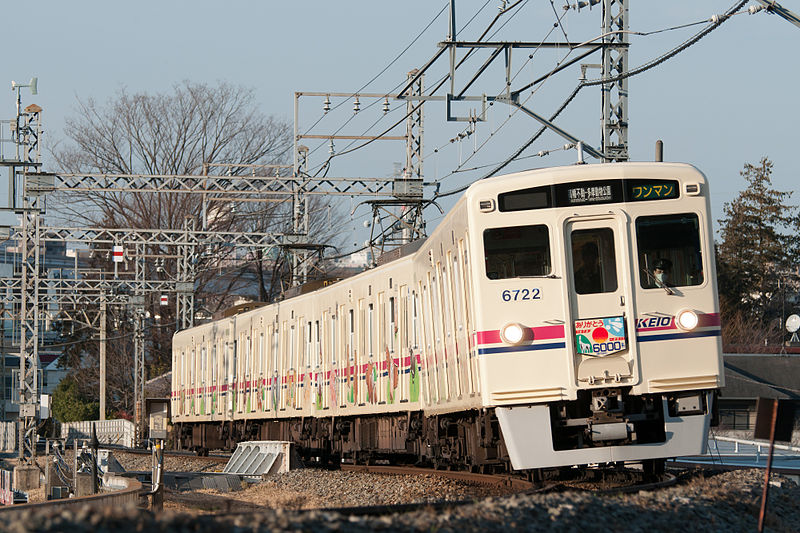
[52,376,100,422]
[717,158,794,327]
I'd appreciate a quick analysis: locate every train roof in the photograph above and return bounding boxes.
[463,161,707,199]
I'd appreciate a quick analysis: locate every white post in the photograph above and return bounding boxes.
[100,297,107,421]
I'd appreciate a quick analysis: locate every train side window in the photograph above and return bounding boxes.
[348,309,355,362]
[483,225,551,279]
[411,291,419,351]
[315,320,321,368]
[289,324,295,370]
[636,213,704,289]
[571,228,618,294]
[305,321,312,370]
[388,296,395,353]
[330,312,337,365]
[211,345,217,387]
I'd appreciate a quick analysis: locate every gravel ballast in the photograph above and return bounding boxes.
[0,468,797,532]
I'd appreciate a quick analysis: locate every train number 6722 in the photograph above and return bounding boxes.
[501,288,541,301]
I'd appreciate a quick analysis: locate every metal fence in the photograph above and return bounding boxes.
[60,419,135,448]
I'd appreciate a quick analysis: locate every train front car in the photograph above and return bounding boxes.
[469,162,722,471]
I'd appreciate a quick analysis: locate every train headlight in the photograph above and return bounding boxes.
[500,323,526,344]
[676,309,699,331]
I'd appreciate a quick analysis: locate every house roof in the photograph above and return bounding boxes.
[145,371,172,398]
[722,354,800,400]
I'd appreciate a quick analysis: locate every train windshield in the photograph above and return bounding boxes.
[571,228,618,295]
[636,213,704,288]
[484,224,551,279]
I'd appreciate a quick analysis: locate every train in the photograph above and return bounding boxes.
[171,162,723,474]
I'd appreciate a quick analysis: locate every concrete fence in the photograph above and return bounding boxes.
[60,419,136,448]
[0,422,15,453]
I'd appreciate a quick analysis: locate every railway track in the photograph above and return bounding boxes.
[304,463,679,517]
[341,463,534,490]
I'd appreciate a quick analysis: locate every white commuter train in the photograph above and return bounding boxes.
[172,162,723,473]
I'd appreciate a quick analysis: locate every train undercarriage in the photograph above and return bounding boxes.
[173,389,713,476]
[175,408,512,473]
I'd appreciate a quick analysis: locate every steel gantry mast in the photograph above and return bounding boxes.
[601,0,629,162]
[10,158,402,458]
[16,211,40,460]
[8,82,45,463]
[293,88,427,263]
[394,0,636,164]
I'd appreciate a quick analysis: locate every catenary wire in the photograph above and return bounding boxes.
[432,0,749,199]
[308,0,532,172]
[300,2,449,138]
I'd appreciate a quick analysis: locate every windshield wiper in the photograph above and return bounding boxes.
[641,268,675,295]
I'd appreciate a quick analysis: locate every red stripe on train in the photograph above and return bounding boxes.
[476,324,565,345]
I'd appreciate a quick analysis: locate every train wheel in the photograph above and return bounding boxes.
[642,458,666,480]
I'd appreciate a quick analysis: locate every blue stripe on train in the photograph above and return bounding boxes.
[477,342,566,355]
[636,329,721,342]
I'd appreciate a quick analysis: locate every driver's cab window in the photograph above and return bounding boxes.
[571,228,618,295]
[636,213,704,289]
[483,225,551,279]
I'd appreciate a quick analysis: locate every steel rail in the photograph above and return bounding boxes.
[341,463,534,491]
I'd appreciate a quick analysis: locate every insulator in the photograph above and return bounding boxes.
[328,138,335,155]
[353,96,360,114]
[382,97,390,114]
[323,95,331,113]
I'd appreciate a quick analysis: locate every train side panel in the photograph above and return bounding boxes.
[173,162,723,472]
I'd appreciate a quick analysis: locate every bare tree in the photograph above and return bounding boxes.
[50,81,344,414]
[52,81,292,226]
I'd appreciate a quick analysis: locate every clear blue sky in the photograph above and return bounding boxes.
[4,1,798,248]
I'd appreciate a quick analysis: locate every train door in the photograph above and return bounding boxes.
[441,257,457,399]
[189,346,196,415]
[211,341,218,416]
[566,215,634,385]
[387,294,398,404]
[431,266,448,401]
[244,332,251,413]
[459,238,479,395]
[224,334,233,418]
[200,343,207,415]
[367,301,377,404]
[258,329,265,412]
[270,321,279,413]
[304,320,313,410]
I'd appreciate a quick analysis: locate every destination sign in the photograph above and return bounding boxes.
[497,178,681,212]
[627,179,679,201]
[565,184,614,205]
